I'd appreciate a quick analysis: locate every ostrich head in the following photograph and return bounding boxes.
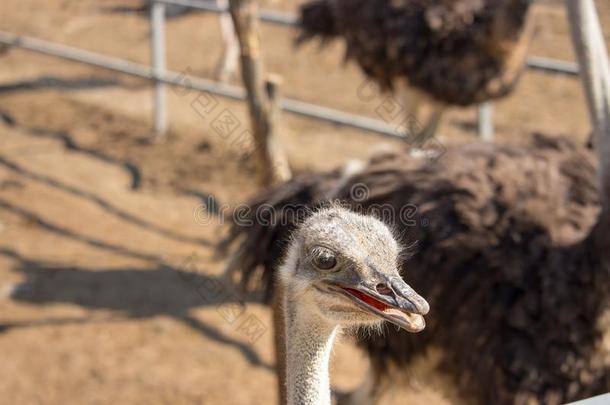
[279,207,429,333]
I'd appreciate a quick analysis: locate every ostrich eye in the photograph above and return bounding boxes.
[312,247,337,270]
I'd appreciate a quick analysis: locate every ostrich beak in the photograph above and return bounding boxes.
[327,276,429,333]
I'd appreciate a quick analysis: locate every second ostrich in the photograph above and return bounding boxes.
[297,0,535,140]
[278,207,429,405]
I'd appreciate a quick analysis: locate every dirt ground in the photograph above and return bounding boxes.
[0,1,609,404]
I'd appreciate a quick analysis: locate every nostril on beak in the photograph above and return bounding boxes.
[375,283,394,297]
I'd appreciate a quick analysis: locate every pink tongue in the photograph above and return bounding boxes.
[343,288,391,311]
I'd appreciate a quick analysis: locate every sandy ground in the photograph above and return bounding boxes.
[0,0,608,404]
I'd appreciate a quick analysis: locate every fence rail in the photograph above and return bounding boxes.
[154,0,298,26]
[151,1,168,136]
[0,30,404,138]
[0,0,583,141]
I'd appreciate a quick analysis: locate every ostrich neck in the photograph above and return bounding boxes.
[284,289,338,405]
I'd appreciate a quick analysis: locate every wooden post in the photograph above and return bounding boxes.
[265,74,292,182]
[229,0,291,186]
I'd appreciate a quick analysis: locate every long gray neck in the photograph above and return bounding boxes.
[283,287,338,405]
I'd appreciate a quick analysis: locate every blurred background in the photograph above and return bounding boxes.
[0,0,609,404]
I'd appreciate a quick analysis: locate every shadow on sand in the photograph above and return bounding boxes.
[0,155,214,247]
[0,248,272,370]
[0,75,123,94]
[0,92,267,369]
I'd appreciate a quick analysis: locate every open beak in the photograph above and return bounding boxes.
[327,277,429,333]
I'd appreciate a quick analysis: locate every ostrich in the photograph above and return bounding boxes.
[214,0,240,82]
[276,206,429,405]
[221,1,610,403]
[297,0,535,141]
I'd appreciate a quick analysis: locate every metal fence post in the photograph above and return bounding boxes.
[478,102,494,141]
[151,0,168,138]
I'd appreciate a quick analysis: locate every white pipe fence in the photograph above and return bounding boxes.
[0,31,404,138]
[0,0,584,142]
[151,1,168,136]
[478,102,494,142]
[155,0,298,26]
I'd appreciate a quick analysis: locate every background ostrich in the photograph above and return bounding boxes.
[297,0,535,141]
[277,206,429,405]
[221,1,610,403]
[214,0,240,82]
